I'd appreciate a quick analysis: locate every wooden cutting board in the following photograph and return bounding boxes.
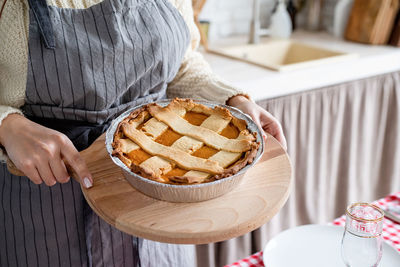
[9,132,292,244]
[389,11,400,46]
[345,0,399,45]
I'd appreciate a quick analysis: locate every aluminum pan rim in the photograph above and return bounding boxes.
[105,99,265,189]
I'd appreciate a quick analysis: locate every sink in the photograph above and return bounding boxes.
[208,39,358,72]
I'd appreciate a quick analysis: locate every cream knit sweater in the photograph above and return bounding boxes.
[0,0,246,128]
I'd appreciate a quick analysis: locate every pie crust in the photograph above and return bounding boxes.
[112,98,260,185]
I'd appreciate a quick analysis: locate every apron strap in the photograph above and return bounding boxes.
[28,0,55,49]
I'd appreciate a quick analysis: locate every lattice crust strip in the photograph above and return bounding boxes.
[121,110,232,175]
[182,134,248,183]
[148,105,252,153]
[121,112,232,179]
[144,113,231,178]
[122,124,225,174]
[113,99,258,184]
[120,109,187,181]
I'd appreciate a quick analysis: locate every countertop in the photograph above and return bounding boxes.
[202,30,400,101]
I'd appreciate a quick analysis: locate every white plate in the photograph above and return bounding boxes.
[263,225,400,267]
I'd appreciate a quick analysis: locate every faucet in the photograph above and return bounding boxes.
[249,0,270,44]
[249,0,293,43]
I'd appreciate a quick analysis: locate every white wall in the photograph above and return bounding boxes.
[198,0,276,41]
[198,0,339,42]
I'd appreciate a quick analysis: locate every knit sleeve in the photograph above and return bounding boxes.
[166,0,249,104]
[0,0,29,160]
[0,0,28,118]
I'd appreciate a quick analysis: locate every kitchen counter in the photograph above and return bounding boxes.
[202,30,400,101]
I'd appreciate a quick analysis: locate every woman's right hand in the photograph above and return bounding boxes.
[0,114,93,188]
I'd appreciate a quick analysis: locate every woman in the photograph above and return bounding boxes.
[0,0,286,266]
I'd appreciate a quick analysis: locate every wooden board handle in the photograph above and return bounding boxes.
[7,159,79,182]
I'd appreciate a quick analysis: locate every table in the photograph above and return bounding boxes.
[226,192,400,267]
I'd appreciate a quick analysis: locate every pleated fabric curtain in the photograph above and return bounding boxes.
[196,71,400,267]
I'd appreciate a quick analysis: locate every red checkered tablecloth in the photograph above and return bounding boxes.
[225,192,400,267]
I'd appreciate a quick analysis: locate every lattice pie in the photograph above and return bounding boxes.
[112,98,260,184]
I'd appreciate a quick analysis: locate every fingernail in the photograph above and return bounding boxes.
[83,177,92,188]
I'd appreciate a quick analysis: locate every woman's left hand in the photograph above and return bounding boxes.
[227,95,287,150]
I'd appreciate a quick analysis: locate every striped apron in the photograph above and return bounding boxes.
[0,0,194,266]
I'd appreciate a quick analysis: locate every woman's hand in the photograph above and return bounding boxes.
[227,95,287,150]
[0,114,93,188]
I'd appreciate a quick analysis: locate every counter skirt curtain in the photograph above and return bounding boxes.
[196,70,400,267]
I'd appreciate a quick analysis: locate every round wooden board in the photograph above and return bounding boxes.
[81,133,292,244]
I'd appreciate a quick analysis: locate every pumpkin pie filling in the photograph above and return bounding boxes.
[112,98,260,185]
[183,112,208,126]
[126,149,152,165]
[155,128,183,146]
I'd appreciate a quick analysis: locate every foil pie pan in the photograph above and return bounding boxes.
[105,99,265,203]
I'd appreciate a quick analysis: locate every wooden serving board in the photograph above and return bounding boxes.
[345,0,399,45]
[78,133,292,244]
